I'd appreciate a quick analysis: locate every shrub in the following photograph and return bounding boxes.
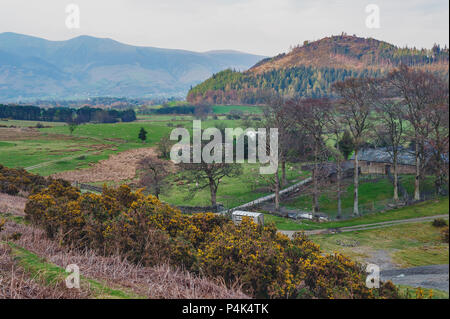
[25,182,400,299]
[0,165,55,195]
[432,218,448,228]
[197,220,398,299]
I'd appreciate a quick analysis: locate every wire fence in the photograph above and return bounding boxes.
[332,193,444,221]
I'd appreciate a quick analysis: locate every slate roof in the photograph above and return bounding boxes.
[351,147,415,166]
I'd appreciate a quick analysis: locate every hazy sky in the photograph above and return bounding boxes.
[1,0,448,56]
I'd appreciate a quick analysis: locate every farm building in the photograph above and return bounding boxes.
[350,147,416,175]
[232,211,264,225]
[301,147,416,179]
[300,161,354,182]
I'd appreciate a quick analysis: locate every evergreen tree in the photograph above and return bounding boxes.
[338,130,354,160]
[138,127,148,143]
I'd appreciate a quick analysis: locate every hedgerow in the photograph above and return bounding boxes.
[25,181,399,299]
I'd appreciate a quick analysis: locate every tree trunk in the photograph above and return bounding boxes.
[281,160,287,186]
[437,166,443,196]
[313,147,319,214]
[414,140,421,201]
[209,182,217,207]
[337,158,342,219]
[274,170,281,213]
[353,149,359,216]
[393,151,399,201]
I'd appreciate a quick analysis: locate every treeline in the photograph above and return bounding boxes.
[0,105,136,123]
[138,105,214,116]
[153,105,196,115]
[187,67,384,104]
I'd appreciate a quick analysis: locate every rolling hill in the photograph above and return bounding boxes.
[187,34,449,105]
[0,32,266,102]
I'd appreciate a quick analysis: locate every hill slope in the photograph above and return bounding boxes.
[0,32,266,102]
[187,35,449,105]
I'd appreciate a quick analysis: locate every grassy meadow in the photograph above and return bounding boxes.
[311,221,449,268]
[281,175,437,218]
[160,163,309,208]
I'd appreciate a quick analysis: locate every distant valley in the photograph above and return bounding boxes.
[0,32,266,102]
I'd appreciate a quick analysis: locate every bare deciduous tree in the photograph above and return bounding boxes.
[194,104,213,120]
[259,96,295,211]
[333,78,373,216]
[387,65,447,200]
[426,93,449,195]
[325,105,347,219]
[179,161,242,208]
[157,135,173,160]
[290,98,333,214]
[138,156,171,199]
[370,78,406,201]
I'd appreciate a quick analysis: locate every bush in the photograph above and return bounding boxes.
[198,220,398,299]
[25,182,400,299]
[0,165,56,195]
[432,218,448,228]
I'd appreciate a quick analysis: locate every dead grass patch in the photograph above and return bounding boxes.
[1,221,248,299]
[51,148,174,183]
[0,193,27,216]
[0,243,88,299]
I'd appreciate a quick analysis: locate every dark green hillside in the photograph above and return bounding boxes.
[188,35,449,104]
[187,67,383,104]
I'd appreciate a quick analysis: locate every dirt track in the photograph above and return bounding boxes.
[51,147,159,183]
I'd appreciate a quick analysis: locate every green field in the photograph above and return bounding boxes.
[0,121,172,175]
[0,118,308,209]
[160,163,309,208]
[282,175,436,219]
[312,221,449,268]
[0,115,268,189]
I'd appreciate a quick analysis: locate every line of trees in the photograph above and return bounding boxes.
[262,65,448,217]
[137,66,447,216]
[0,105,136,123]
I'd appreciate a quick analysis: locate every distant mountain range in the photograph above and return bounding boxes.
[188,35,449,105]
[0,32,266,102]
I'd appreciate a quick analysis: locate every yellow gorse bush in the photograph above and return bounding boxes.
[24,180,400,299]
[0,164,63,195]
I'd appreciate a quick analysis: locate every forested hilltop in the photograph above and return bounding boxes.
[187,34,449,104]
